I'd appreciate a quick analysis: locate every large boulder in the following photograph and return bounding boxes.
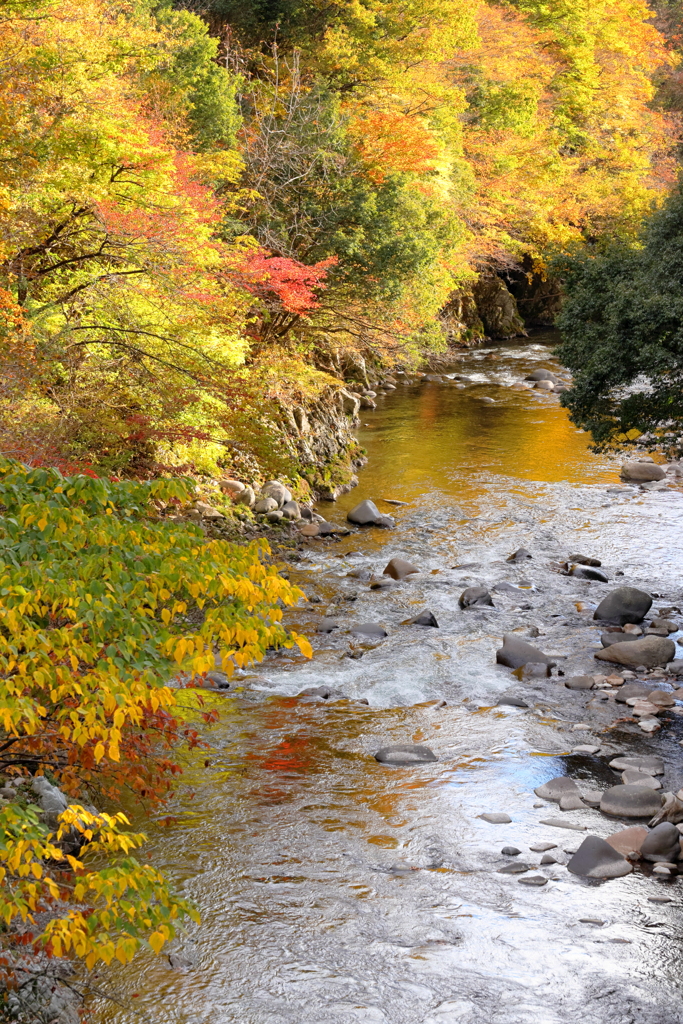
[640,822,681,863]
[567,836,633,879]
[595,636,675,669]
[496,634,555,670]
[534,776,581,803]
[459,586,493,609]
[593,587,652,625]
[347,499,381,525]
[262,480,292,507]
[621,462,666,482]
[383,557,419,580]
[600,785,663,818]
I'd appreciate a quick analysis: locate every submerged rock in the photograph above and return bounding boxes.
[593,586,652,625]
[383,557,419,580]
[406,610,439,627]
[375,745,437,766]
[567,836,633,879]
[600,785,663,818]
[459,586,493,609]
[496,695,529,708]
[351,623,388,639]
[317,618,340,633]
[496,634,555,669]
[525,369,558,383]
[595,636,675,668]
[479,812,512,824]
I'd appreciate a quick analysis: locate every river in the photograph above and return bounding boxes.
[94,335,683,1024]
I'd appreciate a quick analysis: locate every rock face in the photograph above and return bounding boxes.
[640,822,681,863]
[567,836,633,879]
[621,461,666,482]
[347,499,381,525]
[595,636,675,668]
[375,745,437,766]
[459,586,493,609]
[593,587,652,625]
[496,634,555,669]
[472,275,526,338]
[383,557,419,580]
[600,785,663,818]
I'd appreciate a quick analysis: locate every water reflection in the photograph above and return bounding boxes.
[93,337,683,1024]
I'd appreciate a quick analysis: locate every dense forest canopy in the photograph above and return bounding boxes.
[0,0,678,477]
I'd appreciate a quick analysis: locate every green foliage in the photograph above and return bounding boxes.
[555,186,683,452]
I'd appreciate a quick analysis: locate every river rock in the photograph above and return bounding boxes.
[605,826,648,856]
[351,623,388,639]
[31,777,68,825]
[572,565,609,582]
[479,812,512,824]
[518,875,548,886]
[220,478,246,496]
[299,522,319,536]
[281,500,301,520]
[407,610,439,627]
[640,822,681,863]
[298,685,344,701]
[647,689,675,707]
[374,514,396,529]
[501,846,521,856]
[507,547,533,561]
[650,618,678,632]
[614,683,651,703]
[525,369,558,383]
[262,480,292,507]
[496,634,555,669]
[383,557,419,580]
[595,636,675,668]
[496,695,529,708]
[459,586,493,609]
[534,380,555,390]
[622,771,661,790]
[609,755,664,775]
[569,554,602,566]
[234,485,256,507]
[254,496,278,514]
[347,499,381,525]
[498,862,530,874]
[621,461,666,482]
[567,836,633,878]
[601,631,641,647]
[593,587,652,625]
[535,776,580,803]
[600,785,663,818]
[317,618,340,633]
[560,794,586,811]
[564,675,595,690]
[375,745,437,766]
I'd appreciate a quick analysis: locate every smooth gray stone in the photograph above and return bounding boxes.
[539,819,587,831]
[205,671,230,689]
[383,557,419,580]
[525,369,558,383]
[298,685,343,700]
[374,514,396,529]
[498,862,530,874]
[530,842,557,852]
[567,836,633,878]
[560,794,586,811]
[621,461,666,482]
[507,547,533,561]
[496,634,555,669]
[608,756,664,775]
[640,822,681,863]
[375,744,437,766]
[601,631,641,647]
[351,622,388,638]
[262,480,292,506]
[501,846,521,856]
[317,618,340,633]
[614,684,652,704]
[479,812,512,824]
[534,776,580,803]
[347,499,381,525]
[496,695,529,708]
[573,565,609,582]
[621,770,661,790]
[281,500,301,520]
[569,554,602,566]
[582,790,603,807]
[600,785,663,818]
[595,636,675,668]
[459,586,493,609]
[406,610,439,627]
[518,874,548,886]
[593,587,653,625]
[564,676,595,690]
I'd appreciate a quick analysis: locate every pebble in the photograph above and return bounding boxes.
[530,842,557,852]
[507,547,533,561]
[518,875,548,886]
[559,794,586,811]
[579,918,605,925]
[479,813,512,824]
[609,756,664,775]
[317,618,341,633]
[639,718,662,733]
[498,863,530,874]
[496,634,555,670]
[641,822,681,863]
[347,500,382,525]
[501,847,521,856]
[540,853,561,864]
[653,864,673,875]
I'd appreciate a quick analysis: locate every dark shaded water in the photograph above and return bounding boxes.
[94,338,683,1024]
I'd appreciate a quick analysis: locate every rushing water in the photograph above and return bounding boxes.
[94,337,683,1024]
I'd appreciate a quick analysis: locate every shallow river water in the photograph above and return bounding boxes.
[95,337,683,1024]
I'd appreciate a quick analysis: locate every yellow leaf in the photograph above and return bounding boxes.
[94,742,105,763]
[148,931,166,954]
